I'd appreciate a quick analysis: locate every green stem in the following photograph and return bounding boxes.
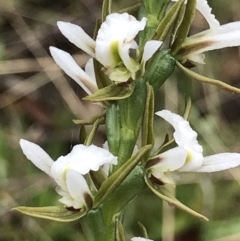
[80,208,105,241]
[117,78,147,167]
[101,166,147,241]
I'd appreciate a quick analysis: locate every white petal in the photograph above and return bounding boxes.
[119,43,140,74]
[57,21,96,57]
[156,110,203,154]
[195,0,220,31]
[148,147,187,185]
[156,110,204,171]
[148,147,187,174]
[56,187,76,207]
[186,53,205,64]
[69,145,118,174]
[85,58,97,84]
[66,169,92,209]
[142,40,162,63]
[219,21,240,34]
[141,40,162,73]
[58,194,76,207]
[51,155,69,191]
[195,153,240,172]
[49,47,98,94]
[189,21,240,39]
[131,237,153,241]
[20,139,54,177]
[53,144,117,176]
[96,13,146,68]
[184,30,240,56]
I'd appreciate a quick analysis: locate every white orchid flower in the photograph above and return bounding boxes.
[20,139,117,209]
[146,110,240,185]
[51,13,161,84]
[131,237,153,241]
[172,0,240,64]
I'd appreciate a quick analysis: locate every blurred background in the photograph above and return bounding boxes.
[1,0,240,240]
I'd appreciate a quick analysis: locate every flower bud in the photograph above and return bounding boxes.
[143,49,176,90]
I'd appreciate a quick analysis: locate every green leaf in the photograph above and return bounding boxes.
[116,219,126,241]
[73,111,106,125]
[102,0,112,22]
[170,3,186,46]
[154,0,185,41]
[171,0,197,55]
[118,3,141,14]
[183,96,192,120]
[13,206,87,222]
[84,83,135,102]
[79,125,87,144]
[143,0,171,21]
[84,117,104,146]
[93,19,101,40]
[142,83,155,163]
[138,222,149,239]
[177,61,240,94]
[90,168,107,189]
[93,145,152,208]
[144,177,209,221]
[154,136,176,156]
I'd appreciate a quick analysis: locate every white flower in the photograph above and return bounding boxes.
[172,0,240,64]
[20,139,117,209]
[131,238,153,241]
[51,13,161,84]
[147,110,240,185]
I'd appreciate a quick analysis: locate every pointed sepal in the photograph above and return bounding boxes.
[177,61,240,94]
[171,0,197,55]
[84,83,135,102]
[142,83,155,163]
[154,0,185,41]
[145,176,208,221]
[12,206,87,222]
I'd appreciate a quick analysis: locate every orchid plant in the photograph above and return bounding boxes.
[14,0,240,240]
